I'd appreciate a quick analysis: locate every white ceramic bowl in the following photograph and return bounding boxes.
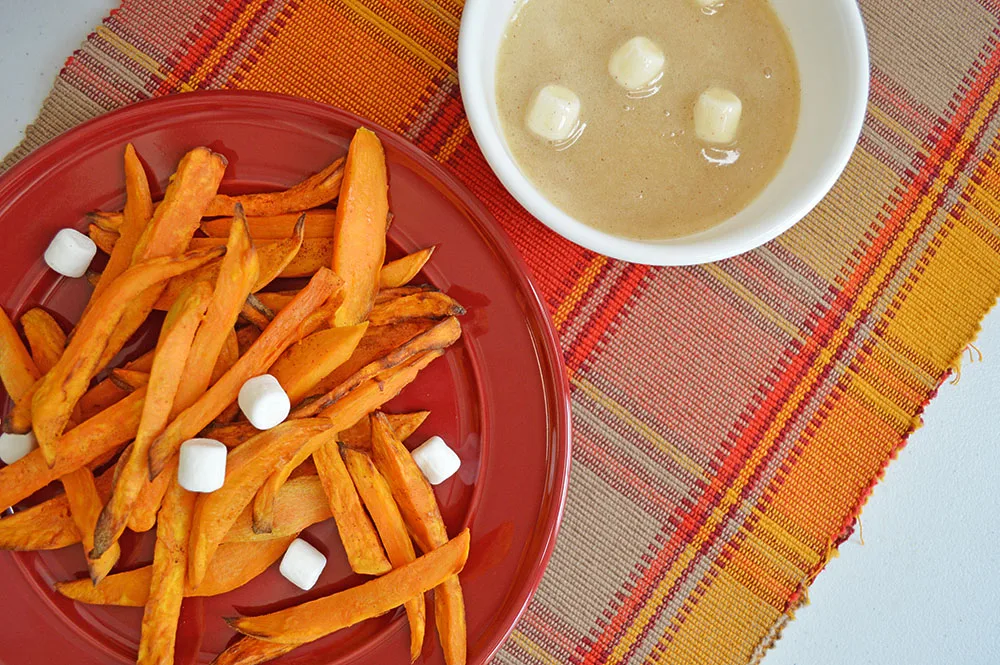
[458,0,870,266]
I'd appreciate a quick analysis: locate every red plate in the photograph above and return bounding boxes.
[0,91,571,665]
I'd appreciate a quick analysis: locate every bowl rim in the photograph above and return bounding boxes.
[457,0,871,266]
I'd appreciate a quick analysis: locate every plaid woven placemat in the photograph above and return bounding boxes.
[5,1,1000,663]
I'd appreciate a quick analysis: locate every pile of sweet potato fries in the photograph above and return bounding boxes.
[0,128,469,665]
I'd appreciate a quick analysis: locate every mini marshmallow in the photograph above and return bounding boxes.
[609,37,666,91]
[410,436,461,486]
[525,85,582,142]
[44,228,97,278]
[279,538,327,591]
[177,438,228,493]
[694,87,743,144]
[238,374,291,430]
[0,431,38,465]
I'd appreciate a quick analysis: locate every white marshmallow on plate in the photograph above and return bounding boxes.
[0,431,38,464]
[177,438,228,493]
[694,87,743,144]
[44,228,97,278]
[525,85,582,142]
[410,436,461,486]
[608,37,666,91]
[280,538,327,591]
[238,374,290,430]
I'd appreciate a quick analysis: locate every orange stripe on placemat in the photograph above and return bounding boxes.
[578,32,1000,665]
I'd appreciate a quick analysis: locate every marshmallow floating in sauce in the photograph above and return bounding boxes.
[608,37,666,91]
[410,435,461,486]
[177,438,228,493]
[0,431,38,465]
[238,374,291,430]
[44,228,97,278]
[694,87,743,144]
[279,538,327,591]
[525,85,582,142]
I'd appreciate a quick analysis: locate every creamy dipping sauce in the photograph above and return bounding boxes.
[496,0,801,240]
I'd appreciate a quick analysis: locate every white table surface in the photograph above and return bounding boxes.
[2,2,999,664]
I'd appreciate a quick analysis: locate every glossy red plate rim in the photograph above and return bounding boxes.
[0,90,572,664]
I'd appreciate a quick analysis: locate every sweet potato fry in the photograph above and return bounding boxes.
[254,345,447,537]
[154,224,304,313]
[137,479,195,665]
[97,147,228,371]
[370,411,467,665]
[11,315,121,580]
[240,295,273,330]
[252,292,295,315]
[0,493,80,550]
[375,284,436,304]
[0,306,40,402]
[32,247,223,465]
[226,476,330,543]
[308,319,434,398]
[127,458,172,534]
[171,210,259,420]
[203,157,344,217]
[61,466,121,584]
[188,419,332,588]
[87,210,124,233]
[367,292,466,327]
[88,143,155,309]
[340,318,457,401]
[225,529,470,645]
[20,308,66,374]
[0,388,145,510]
[109,368,151,391]
[332,128,388,326]
[189,236,329,280]
[2,383,37,435]
[339,410,429,451]
[93,281,212,559]
[343,446,425,660]
[0,467,113,551]
[148,268,341,478]
[236,325,262,356]
[56,536,296,607]
[210,638,297,665]
[201,209,337,239]
[3,310,65,435]
[206,411,423,451]
[310,437,390,574]
[380,247,435,289]
[269,324,367,405]
[213,329,240,384]
[78,349,155,421]
[88,224,118,255]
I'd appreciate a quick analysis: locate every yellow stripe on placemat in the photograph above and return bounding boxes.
[508,630,566,665]
[94,25,193,91]
[553,255,608,330]
[342,0,458,80]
